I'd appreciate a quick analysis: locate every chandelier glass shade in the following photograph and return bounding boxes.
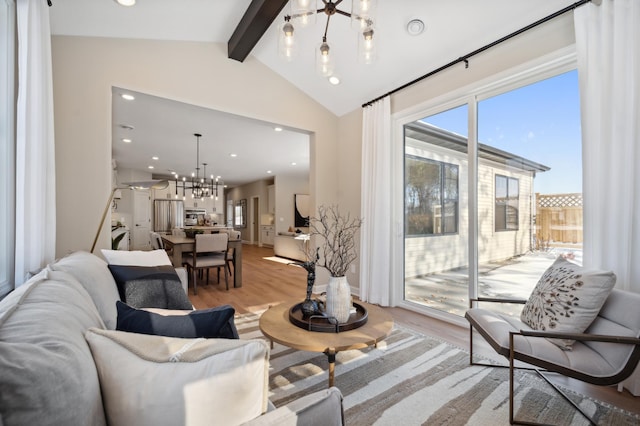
[174,133,223,202]
[278,17,297,61]
[278,0,377,75]
[289,0,316,28]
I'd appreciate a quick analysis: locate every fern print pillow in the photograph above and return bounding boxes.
[521,256,616,350]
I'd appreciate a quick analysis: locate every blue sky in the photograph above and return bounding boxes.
[420,70,582,194]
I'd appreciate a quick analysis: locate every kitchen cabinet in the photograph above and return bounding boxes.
[261,225,274,247]
[153,180,177,201]
[154,180,225,223]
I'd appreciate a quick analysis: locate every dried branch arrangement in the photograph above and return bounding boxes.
[308,205,363,277]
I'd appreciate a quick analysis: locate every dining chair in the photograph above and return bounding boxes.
[226,246,234,276]
[150,232,164,250]
[184,233,229,294]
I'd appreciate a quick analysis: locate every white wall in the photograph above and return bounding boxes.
[52,37,339,257]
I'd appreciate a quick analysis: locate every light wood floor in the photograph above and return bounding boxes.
[189,244,640,416]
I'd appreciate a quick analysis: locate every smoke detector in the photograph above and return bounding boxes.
[407,19,425,36]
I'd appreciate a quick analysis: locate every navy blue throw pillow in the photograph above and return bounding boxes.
[116,301,239,339]
[107,264,192,310]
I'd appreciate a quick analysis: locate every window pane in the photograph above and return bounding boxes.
[477,70,582,316]
[508,177,519,198]
[443,164,458,233]
[405,156,441,235]
[404,104,468,315]
[495,175,519,231]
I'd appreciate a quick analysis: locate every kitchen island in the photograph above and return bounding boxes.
[183,226,235,233]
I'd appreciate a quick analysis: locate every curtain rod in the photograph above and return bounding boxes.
[362,0,592,108]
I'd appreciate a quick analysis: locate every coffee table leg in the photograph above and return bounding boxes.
[325,348,336,388]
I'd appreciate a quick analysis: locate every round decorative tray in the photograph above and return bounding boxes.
[288,302,368,333]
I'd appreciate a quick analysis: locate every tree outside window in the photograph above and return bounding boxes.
[405,155,459,236]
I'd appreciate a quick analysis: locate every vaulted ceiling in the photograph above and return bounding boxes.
[49,0,578,187]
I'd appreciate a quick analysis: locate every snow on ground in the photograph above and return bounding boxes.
[405,247,583,317]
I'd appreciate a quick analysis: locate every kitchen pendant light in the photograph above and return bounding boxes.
[174,133,223,202]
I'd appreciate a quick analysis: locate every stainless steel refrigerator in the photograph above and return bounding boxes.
[153,199,184,233]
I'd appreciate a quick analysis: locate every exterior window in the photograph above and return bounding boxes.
[405,155,458,236]
[495,175,519,231]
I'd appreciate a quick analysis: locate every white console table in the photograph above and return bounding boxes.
[274,234,308,262]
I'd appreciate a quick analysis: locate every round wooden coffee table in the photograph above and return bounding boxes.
[259,301,394,388]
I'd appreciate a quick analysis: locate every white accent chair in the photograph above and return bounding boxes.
[466,289,640,425]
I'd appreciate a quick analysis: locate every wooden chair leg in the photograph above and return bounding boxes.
[191,267,197,295]
[224,265,229,291]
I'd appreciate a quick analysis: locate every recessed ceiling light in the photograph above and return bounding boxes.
[114,0,136,6]
[119,124,134,130]
[267,170,272,174]
[230,153,237,158]
[407,19,425,36]
[122,138,132,143]
[274,127,283,132]
[151,156,159,160]
[291,162,297,166]
[328,76,340,85]
[170,171,176,175]
[147,165,154,169]
[121,93,135,101]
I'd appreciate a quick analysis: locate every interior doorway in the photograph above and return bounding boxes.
[132,190,151,250]
[252,197,259,245]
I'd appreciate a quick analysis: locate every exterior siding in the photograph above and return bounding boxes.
[405,136,536,278]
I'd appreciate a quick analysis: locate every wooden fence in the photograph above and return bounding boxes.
[535,193,583,244]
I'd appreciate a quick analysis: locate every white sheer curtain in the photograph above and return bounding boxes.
[575,0,640,293]
[14,0,56,286]
[359,96,392,305]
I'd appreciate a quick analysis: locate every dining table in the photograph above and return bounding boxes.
[161,234,242,288]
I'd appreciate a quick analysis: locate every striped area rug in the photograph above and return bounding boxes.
[235,312,639,426]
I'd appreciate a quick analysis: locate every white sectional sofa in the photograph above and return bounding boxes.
[0,251,343,426]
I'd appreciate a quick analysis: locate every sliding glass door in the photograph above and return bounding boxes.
[403,68,583,318]
[404,105,469,315]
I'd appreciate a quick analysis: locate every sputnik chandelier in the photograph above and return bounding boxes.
[174,133,223,201]
[278,0,377,77]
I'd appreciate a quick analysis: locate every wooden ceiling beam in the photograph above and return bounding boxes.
[228,0,289,62]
